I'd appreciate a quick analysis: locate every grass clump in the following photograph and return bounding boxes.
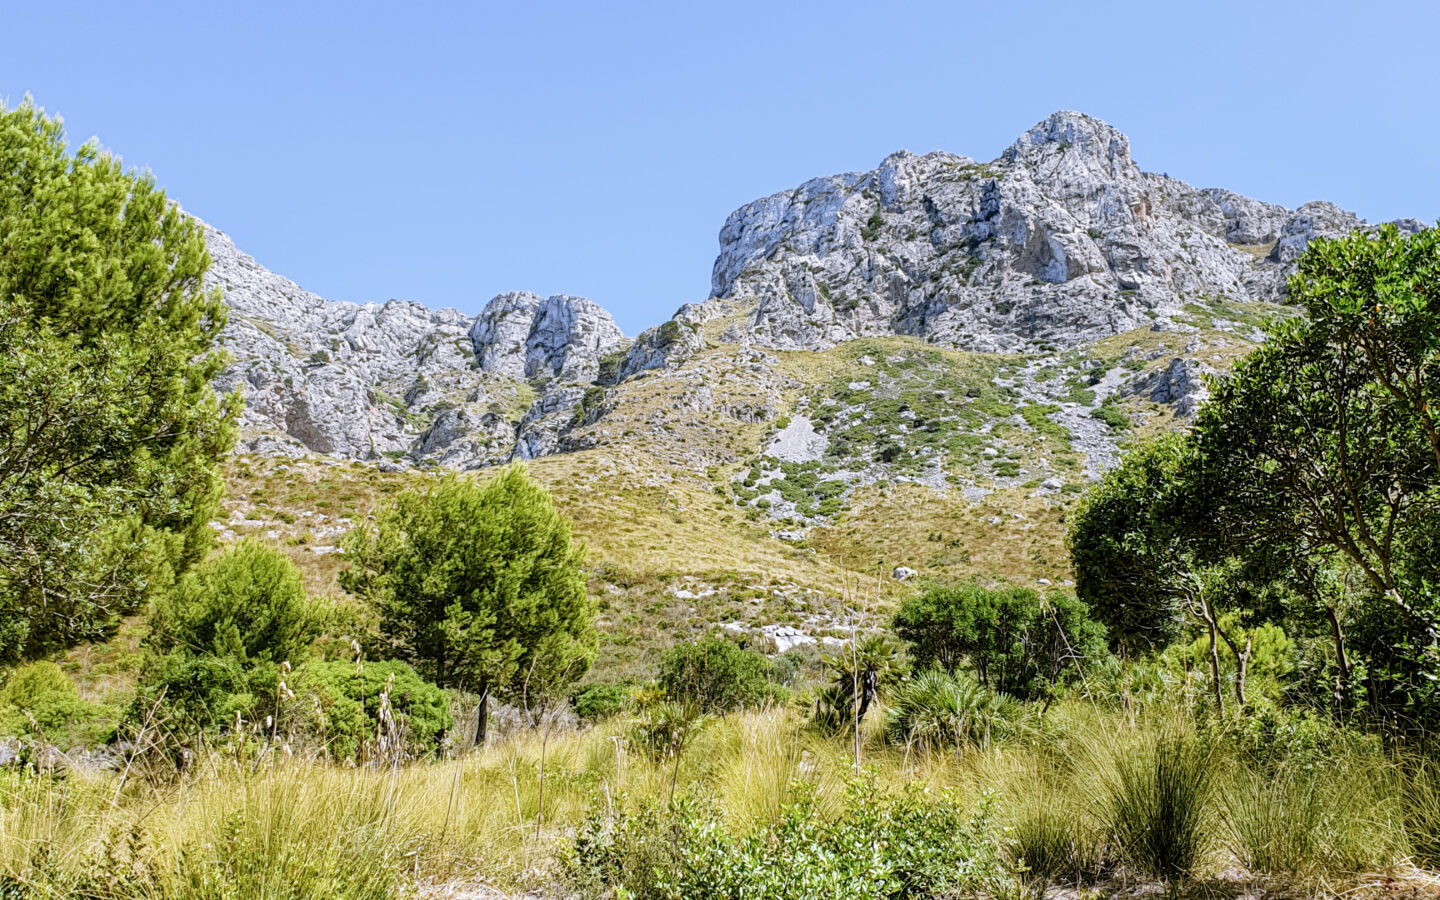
[1101,728,1212,882]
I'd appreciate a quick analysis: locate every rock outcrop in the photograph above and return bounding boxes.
[206,226,626,467]
[205,110,1423,466]
[674,111,1419,361]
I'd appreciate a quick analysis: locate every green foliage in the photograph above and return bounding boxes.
[1089,396,1128,429]
[884,669,1029,752]
[812,635,905,733]
[861,209,884,242]
[571,681,633,721]
[128,651,267,741]
[892,582,1106,699]
[563,780,1010,900]
[1188,224,1440,723]
[0,661,107,742]
[1102,730,1212,881]
[572,386,607,426]
[596,348,628,384]
[657,636,775,714]
[341,465,594,741]
[287,659,453,760]
[1067,434,1199,655]
[149,539,323,664]
[0,100,239,664]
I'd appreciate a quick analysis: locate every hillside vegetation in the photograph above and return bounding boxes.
[6,99,1440,900]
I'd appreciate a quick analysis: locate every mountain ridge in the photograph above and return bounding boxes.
[207,110,1423,471]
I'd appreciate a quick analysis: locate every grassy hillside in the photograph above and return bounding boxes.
[213,310,1276,683]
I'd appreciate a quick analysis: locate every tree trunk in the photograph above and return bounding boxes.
[1214,620,1251,709]
[474,685,489,747]
[855,670,878,722]
[1325,604,1352,717]
[1206,613,1224,713]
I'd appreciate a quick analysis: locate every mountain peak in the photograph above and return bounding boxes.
[1003,110,1131,169]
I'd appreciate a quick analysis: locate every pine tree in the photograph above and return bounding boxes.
[341,465,595,744]
[0,99,238,662]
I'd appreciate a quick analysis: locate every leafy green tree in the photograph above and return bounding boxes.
[1068,434,1278,709]
[341,465,594,744]
[892,581,1106,701]
[657,636,775,714]
[1067,434,1204,656]
[1193,224,1440,719]
[0,100,238,663]
[148,539,323,664]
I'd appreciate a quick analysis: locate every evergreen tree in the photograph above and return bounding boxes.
[149,539,322,664]
[341,465,594,743]
[0,100,238,662]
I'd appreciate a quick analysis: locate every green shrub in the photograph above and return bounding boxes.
[892,582,1107,700]
[1102,730,1212,881]
[0,661,107,743]
[884,669,1028,752]
[1090,398,1129,429]
[288,660,453,760]
[563,780,1010,900]
[127,652,267,745]
[150,539,323,664]
[861,210,884,242]
[571,682,633,721]
[657,636,776,714]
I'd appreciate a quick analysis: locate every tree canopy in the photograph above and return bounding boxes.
[0,100,237,663]
[340,465,595,743]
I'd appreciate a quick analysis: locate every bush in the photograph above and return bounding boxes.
[657,636,776,714]
[892,582,1107,700]
[562,780,1011,900]
[127,652,268,743]
[1007,802,1109,888]
[0,661,108,743]
[1102,730,1212,881]
[571,681,633,722]
[288,660,453,760]
[884,669,1029,752]
[149,539,323,664]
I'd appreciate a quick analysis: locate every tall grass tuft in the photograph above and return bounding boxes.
[1401,754,1440,869]
[1007,803,1109,890]
[1100,729,1212,881]
[1222,766,1327,876]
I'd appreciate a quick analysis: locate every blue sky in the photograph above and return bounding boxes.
[3,1,1436,335]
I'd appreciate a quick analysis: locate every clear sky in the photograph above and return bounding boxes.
[3,1,1436,335]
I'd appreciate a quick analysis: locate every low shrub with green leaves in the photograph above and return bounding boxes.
[287,660,453,760]
[562,779,1010,900]
[0,661,109,744]
[884,669,1029,752]
[571,681,633,721]
[657,636,779,714]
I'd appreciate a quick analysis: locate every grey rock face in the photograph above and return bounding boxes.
[680,110,1409,361]
[204,109,1420,469]
[204,226,625,467]
[1128,357,1215,420]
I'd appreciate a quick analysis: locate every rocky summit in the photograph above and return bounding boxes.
[208,110,1420,470]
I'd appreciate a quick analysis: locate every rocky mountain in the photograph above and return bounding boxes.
[208,230,629,468]
[207,110,1421,473]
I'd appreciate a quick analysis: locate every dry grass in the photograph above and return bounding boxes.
[1,701,1424,898]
